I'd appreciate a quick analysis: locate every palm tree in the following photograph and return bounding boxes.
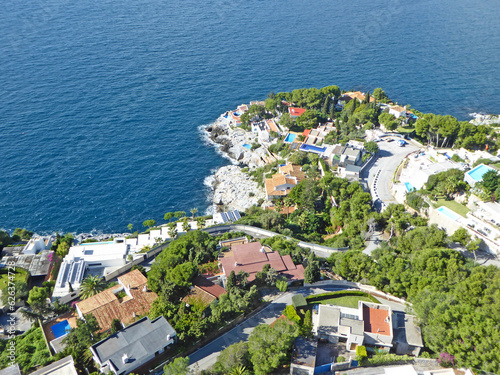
[190,208,198,219]
[230,365,249,375]
[79,274,107,299]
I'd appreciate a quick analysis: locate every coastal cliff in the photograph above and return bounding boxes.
[203,116,272,213]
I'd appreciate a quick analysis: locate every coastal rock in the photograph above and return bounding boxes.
[469,113,500,126]
[211,165,266,212]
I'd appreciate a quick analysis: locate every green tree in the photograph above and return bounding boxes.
[163,357,190,375]
[182,218,191,232]
[248,318,298,375]
[372,88,388,101]
[79,274,107,299]
[63,314,101,372]
[276,279,288,292]
[226,270,237,290]
[481,170,500,193]
[379,112,397,131]
[56,241,70,258]
[127,223,133,232]
[143,219,156,228]
[364,141,379,154]
[174,211,186,219]
[304,254,320,284]
[190,208,198,219]
[212,341,250,374]
[110,318,122,334]
[450,228,471,246]
[302,309,313,337]
[164,212,174,221]
[27,286,50,318]
[168,222,178,238]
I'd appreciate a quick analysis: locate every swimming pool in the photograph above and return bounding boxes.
[404,182,416,192]
[284,133,296,143]
[466,164,495,182]
[242,144,251,149]
[51,320,71,339]
[437,206,460,221]
[299,144,326,153]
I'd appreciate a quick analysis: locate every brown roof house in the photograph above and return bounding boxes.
[182,276,226,306]
[264,163,306,200]
[219,241,304,286]
[75,269,158,332]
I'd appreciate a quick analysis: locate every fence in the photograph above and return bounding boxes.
[202,224,348,257]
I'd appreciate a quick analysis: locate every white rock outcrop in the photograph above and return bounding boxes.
[211,165,266,212]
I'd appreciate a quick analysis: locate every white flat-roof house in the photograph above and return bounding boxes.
[53,238,129,298]
[23,236,53,255]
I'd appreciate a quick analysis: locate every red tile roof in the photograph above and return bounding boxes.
[192,275,226,299]
[266,119,279,133]
[289,107,307,117]
[302,129,311,137]
[219,242,304,282]
[362,305,391,335]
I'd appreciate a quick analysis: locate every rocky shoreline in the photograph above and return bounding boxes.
[203,115,272,213]
[469,113,500,126]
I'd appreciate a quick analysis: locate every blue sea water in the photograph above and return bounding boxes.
[0,0,499,233]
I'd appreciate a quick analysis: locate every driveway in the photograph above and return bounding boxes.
[362,139,419,211]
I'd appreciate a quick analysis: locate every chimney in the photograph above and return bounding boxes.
[128,284,131,290]
[122,354,129,364]
[260,247,265,253]
[234,262,238,267]
[132,312,136,318]
[143,285,147,292]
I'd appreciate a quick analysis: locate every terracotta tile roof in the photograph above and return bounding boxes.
[266,119,279,133]
[272,174,288,186]
[289,107,307,117]
[344,91,376,103]
[302,129,311,137]
[192,275,226,299]
[76,270,158,332]
[363,305,391,335]
[219,242,304,283]
[182,286,217,306]
[279,164,306,182]
[117,269,148,288]
[390,105,405,112]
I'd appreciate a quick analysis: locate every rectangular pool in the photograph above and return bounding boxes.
[437,206,460,221]
[466,164,495,182]
[284,133,296,143]
[51,319,71,338]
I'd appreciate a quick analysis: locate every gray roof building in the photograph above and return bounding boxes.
[0,364,21,375]
[29,356,78,375]
[90,316,176,375]
[290,337,317,375]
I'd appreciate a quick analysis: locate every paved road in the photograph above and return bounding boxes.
[188,286,353,372]
[362,139,419,211]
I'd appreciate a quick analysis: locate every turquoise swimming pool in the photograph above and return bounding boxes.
[466,164,495,182]
[284,133,296,143]
[242,144,251,149]
[404,182,416,192]
[437,206,460,221]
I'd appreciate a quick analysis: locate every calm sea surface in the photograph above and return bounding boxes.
[0,0,499,233]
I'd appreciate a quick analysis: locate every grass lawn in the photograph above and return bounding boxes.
[397,126,415,134]
[0,268,28,290]
[434,198,470,218]
[306,291,379,309]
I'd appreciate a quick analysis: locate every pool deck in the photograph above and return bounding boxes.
[42,311,78,342]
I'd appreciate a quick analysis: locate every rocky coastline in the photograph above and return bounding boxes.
[203,115,272,213]
[469,113,500,126]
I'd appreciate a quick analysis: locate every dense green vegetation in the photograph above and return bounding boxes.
[328,224,500,373]
[0,326,52,372]
[147,230,261,344]
[207,317,299,375]
[415,113,499,151]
